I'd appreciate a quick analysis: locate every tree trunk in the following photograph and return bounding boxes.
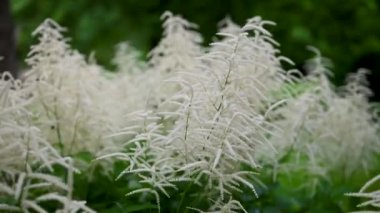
[0,0,17,78]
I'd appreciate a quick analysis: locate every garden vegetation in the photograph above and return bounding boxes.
[0,12,379,212]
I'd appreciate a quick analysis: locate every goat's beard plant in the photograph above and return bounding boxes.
[103,13,297,212]
[259,50,380,193]
[24,20,116,157]
[0,73,95,212]
[0,11,379,213]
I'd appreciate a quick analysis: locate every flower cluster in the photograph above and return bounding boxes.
[0,12,379,212]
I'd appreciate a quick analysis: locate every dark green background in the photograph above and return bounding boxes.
[11,0,380,92]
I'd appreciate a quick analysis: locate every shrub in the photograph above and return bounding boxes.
[0,12,379,212]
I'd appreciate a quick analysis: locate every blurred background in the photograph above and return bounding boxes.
[2,0,380,100]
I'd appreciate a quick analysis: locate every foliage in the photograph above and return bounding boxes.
[1,12,380,212]
[10,0,380,85]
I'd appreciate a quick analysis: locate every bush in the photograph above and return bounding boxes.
[0,12,379,212]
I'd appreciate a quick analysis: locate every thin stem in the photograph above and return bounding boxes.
[53,78,64,155]
[64,158,73,213]
[17,123,32,206]
[205,36,240,145]
[183,87,194,163]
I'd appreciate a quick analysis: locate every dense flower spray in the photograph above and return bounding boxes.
[0,12,379,213]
